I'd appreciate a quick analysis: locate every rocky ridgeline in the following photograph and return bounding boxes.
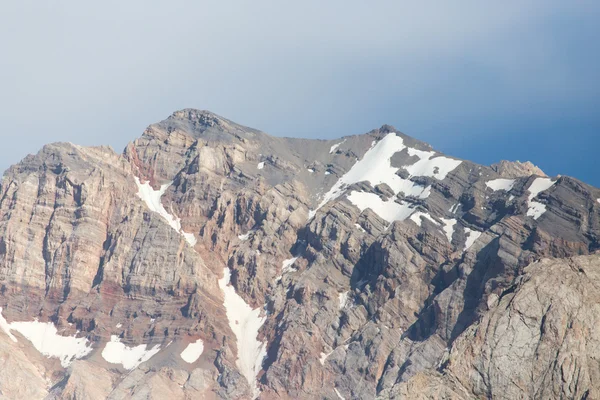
[1,109,600,399]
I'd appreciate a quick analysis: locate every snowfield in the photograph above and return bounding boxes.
[485,178,516,192]
[347,191,416,224]
[526,177,556,220]
[441,218,457,243]
[219,268,267,399]
[329,139,346,154]
[409,211,439,227]
[405,148,462,180]
[310,133,461,225]
[134,177,197,246]
[101,335,161,370]
[181,339,205,364]
[464,227,482,251]
[0,308,93,367]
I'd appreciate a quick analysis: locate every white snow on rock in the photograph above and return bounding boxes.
[485,178,516,192]
[0,309,93,367]
[281,257,298,274]
[346,191,415,224]
[238,230,255,241]
[338,291,349,310]
[310,134,431,220]
[334,388,346,400]
[329,139,346,154]
[409,211,439,227]
[182,232,197,246]
[180,339,205,364]
[449,203,460,214]
[325,171,331,175]
[319,350,333,365]
[354,223,366,233]
[526,178,556,220]
[219,268,267,399]
[257,162,265,170]
[404,147,462,180]
[307,168,315,173]
[464,228,482,251]
[441,218,457,243]
[134,177,196,246]
[275,257,299,283]
[101,335,161,370]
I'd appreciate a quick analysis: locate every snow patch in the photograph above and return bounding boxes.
[275,257,298,283]
[526,178,556,220]
[329,139,346,154]
[464,228,481,251]
[181,339,205,363]
[219,268,267,398]
[338,291,349,310]
[354,223,366,233]
[449,203,460,214]
[325,171,331,175]
[346,191,415,224]
[441,218,457,243]
[0,309,93,367]
[485,178,516,192]
[307,168,315,173]
[134,177,196,246]
[311,134,430,219]
[101,335,161,370]
[182,232,197,246]
[319,350,333,365]
[409,211,439,227]
[238,230,255,241]
[334,388,346,400]
[405,148,462,180]
[257,162,265,170]
[281,257,298,274]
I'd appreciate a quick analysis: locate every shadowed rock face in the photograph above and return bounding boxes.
[1,109,600,399]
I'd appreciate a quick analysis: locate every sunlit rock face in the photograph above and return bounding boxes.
[1,109,600,399]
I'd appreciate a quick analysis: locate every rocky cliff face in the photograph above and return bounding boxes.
[1,109,600,399]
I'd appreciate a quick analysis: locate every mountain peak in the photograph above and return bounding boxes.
[169,109,227,126]
[490,160,546,178]
[159,109,260,140]
[2,110,600,399]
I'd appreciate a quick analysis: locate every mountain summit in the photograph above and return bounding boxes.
[1,110,599,399]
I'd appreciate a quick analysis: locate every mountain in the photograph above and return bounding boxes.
[1,109,600,399]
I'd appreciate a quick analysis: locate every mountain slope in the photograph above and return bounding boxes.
[1,109,600,399]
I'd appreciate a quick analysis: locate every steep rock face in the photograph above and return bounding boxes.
[386,254,600,400]
[1,109,600,399]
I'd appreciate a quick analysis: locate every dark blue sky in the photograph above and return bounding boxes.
[1,1,599,185]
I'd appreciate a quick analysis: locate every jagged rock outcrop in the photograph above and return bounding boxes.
[1,109,600,399]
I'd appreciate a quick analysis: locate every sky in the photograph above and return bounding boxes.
[1,1,599,185]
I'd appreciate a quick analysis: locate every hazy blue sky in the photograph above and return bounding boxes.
[1,1,599,185]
